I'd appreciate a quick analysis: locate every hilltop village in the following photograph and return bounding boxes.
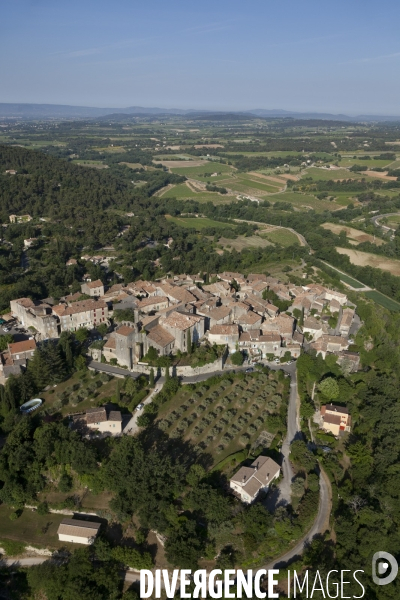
[1,271,359,381]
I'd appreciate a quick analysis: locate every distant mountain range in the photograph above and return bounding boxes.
[0,102,399,122]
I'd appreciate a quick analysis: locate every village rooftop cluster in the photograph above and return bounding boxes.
[2,271,359,382]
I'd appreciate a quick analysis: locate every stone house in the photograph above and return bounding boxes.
[239,330,281,358]
[339,308,354,336]
[52,300,109,332]
[85,407,122,435]
[10,298,59,339]
[236,311,263,332]
[230,456,280,504]
[8,339,36,360]
[160,311,205,352]
[137,295,169,313]
[207,324,239,352]
[146,325,175,356]
[81,279,105,298]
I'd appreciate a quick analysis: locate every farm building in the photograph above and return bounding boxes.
[57,518,101,545]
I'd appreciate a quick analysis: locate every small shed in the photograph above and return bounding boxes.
[57,518,101,545]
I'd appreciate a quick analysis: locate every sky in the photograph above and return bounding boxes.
[1,0,400,114]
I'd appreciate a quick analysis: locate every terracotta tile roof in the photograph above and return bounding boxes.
[103,337,116,349]
[115,325,135,337]
[15,297,35,308]
[322,403,349,415]
[9,339,36,354]
[138,295,168,308]
[209,324,239,336]
[208,306,232,321]
[238,311,262,324]
[53,300,106,317]
[247,273,268,282]
[162,311,202,331]
[86,279,103,289]
[147,325,175,347]
[157,284,197,304]
[323,413,342,425]
[108,410,122,422]
[86,407,107,424]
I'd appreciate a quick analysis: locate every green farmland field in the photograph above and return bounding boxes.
[363,291,400,311]
[261,228,300,246]
[266,191,337,212]
[166,215,234,230]
[169,162,233,177]
[162,183,233,204]
[303,167,363,181]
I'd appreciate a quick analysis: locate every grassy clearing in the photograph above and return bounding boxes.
[261,229,300,246]
[228,177,281,195]
[0,505,66,550]
[162,183,234,204]
[266,191,337,212]
[166,215,234,230]
[339,158,393,168]
[169,163,233,178]
[93,146,126,153]
[302,167,363,181]
[217,235,273,251]
[363,290,400,311]
[156,371,285,466]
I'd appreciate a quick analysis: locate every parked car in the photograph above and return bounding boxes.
[136,403,144,411]
[245,367,254,373]
[3,328,9,332]
[287,360,293,365]
[274,358,280,364]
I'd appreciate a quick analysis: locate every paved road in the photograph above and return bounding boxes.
[263,466,331,570]
[3,557,49,567]
[123,382,164,435]
[371,212,399,235]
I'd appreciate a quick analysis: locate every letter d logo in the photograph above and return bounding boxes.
[372,552,398,586]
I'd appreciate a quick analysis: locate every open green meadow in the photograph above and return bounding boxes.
[302,167,363,181]
[266,191,338,212]
[162,183,234,204]
[261,228,300,246]
[166,215,234,230]
[0,505,66,550]
[230,175,282,194]
[169,162,233,178]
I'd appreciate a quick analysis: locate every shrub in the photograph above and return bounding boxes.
[240,434,250,444]
[248,425,257,435]
[158,420,170,431]
[9,512,19,521]
[197,405,206,413]
[0,539,25,556]
[137,414,151,427]
[37,501,49,515]
[216,445,225,453]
